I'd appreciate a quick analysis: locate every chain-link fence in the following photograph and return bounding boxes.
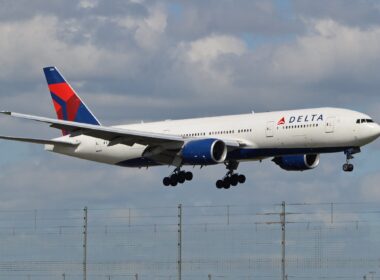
[0,202,379,279]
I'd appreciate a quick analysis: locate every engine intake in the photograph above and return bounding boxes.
[181,139,227,165]
[272,154,320,171]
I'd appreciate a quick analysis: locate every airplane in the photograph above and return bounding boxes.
[0,66,379,189]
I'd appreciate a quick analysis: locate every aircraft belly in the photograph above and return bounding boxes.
[46,140,146,165]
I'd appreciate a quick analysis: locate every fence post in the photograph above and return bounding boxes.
[178,204,182,280]
[83,207,88,280]
[281,201,286,280]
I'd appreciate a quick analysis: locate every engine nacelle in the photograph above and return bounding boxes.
[181,139,227,165]
[272,154,320,171]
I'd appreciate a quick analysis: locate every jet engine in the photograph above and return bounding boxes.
[181,139,227,165]
[272,154,320,171]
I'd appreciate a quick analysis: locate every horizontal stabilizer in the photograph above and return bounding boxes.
[0,135,78,146]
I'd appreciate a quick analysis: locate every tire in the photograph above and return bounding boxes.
[348,164,354,172]
[170,174,178,186]
[230,174,238,186]
[163,177,171,186]
[185,172,193,181]
[223,177,231,189]
[238,174,246,184]
[178,172,186,183]
[343,164,348,172]
[216,180,224,189]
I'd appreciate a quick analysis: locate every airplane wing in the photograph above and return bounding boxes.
[0,135,78,146]
[0,111,242,148]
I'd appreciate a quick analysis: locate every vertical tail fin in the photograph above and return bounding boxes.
[43,66,101,135]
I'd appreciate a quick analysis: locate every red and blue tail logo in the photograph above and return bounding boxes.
[43,67,100,135]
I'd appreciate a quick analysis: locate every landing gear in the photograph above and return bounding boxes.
[216,161,246,189]
[163,168,193,187]
[342,163,354,172]
[342,148,360,172]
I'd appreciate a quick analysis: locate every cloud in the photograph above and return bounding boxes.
[293,0,380,28]
[360,172,380,200]
[0,0,379,214]
[184,34,247,63]
[271,20,380,86]
[0,16,125,81]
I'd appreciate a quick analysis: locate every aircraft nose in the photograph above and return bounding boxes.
[375,123,380,138]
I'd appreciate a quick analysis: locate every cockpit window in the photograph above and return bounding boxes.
[357,118,374,124]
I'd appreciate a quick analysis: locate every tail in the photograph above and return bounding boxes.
[43,66,101,135]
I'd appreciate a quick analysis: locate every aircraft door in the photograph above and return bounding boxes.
[266,121,275,137]
[95,139,103,153]
[325,117,335,133]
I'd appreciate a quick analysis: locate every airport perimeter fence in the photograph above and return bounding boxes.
[0,202,380,279]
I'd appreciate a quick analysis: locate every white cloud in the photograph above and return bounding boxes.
[0,16,134,80]
[171,34,247,95]
[185,34,247,64]
[271,19,380,83]
[78,0,98,9]
[116,5,168,51]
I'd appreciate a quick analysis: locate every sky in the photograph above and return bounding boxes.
[0,0,380,211]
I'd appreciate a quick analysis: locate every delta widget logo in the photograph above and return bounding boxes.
[277,117,285,125]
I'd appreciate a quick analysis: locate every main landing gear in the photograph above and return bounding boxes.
[163,168,193,187]
[216,161,246,189]
[342,148,360,172]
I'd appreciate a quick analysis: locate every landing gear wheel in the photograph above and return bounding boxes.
[238,174,246,184]
[178,171,186,184]
[216,161,247,189]
[223,177,231,189]
[216,180,224,189]
[343,163,354,172]
[348,164,354,171]
[230,174,239,186]
[163,177,171,186]
[223,183,231,189]
[170,174,178,186]
[163,168,193,187]
[185,171,193,181]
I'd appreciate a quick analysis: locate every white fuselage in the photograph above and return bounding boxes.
[46,107,380,167]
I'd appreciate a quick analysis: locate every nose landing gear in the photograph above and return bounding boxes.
[163,168,193,187]
[342,148,360,172]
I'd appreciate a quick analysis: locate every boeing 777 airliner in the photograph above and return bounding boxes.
[1,67,379,189]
